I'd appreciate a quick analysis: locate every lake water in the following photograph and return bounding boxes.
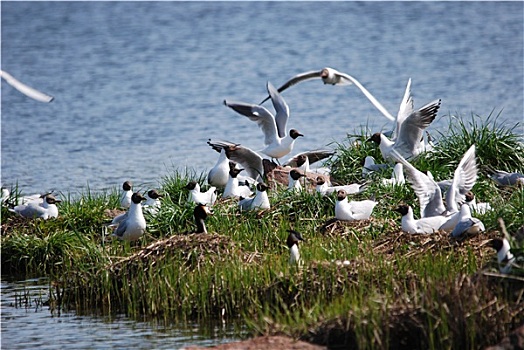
[0,277,244,349]
[1,2,522,197]
[1,2,523,348]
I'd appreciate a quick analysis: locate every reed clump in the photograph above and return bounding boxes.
[1,114,523,349]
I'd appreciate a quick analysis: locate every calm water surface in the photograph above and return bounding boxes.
[1,278,245,349]
[1,2,523,348]
[1,2,522,196]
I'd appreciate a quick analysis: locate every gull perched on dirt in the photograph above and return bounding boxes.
[368,99,441,162]
[259,67,395,122]
[223,162,253,199]
[315,177,367,197]
[287,230,305,267]
[143,189,163,215]
[239,182,270,211]
[186,182,217,206]
[120,181,133,209]
[1,70,54,103]
[224,81,303,160]
[112,192,147,241]
[394,204,449,234]
[10,194,61,219]
[450,203,485,238]
[334,190,377,221]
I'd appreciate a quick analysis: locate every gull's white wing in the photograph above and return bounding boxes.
[391,149,445,217]
[446,145,477,212]
[1,70,54,103]
[266,81,290,138]
[207,140,264,180]
[394,99,440,158]
[394,78,414,140]
[224,100,279,146]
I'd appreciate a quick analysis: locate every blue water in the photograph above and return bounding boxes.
[1,2,522,196]
[1,2,523,348]
[0,278,244,349]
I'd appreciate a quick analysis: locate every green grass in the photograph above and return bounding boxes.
[1,114,523,349]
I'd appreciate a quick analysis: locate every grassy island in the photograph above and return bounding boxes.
[2,114,523,349]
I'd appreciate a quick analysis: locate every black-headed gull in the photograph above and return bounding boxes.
[112,192,147,241]
[194,203,212,234]
[224,82,303,160]
[283,149,334,174]
[489,238,516,274]
[391,150,446,218]
[287,229,304,267]
[288,169,306,192]
[368,99,441,161]
[1,70,54,103]
[207,147,230,188]
[120,181,133,209]
[223,162,253,199]
[143,189,163,215]
[259,67,395,122]
[464,191,492,215]
[207,139,263,181]
[394,204,449,234]
[450,204,485,238]
[443,145,478,213]
[11,194,61,219]
[185,181,217,206]
[334,190,377,221]
[239,182,270,211]
[315,177,366,197]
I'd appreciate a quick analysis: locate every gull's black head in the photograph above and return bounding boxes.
[289,129,304,139]
[394,204,410,216]
[367,133,381,145]
[131,192,146,204]
[336,190,347,201]
[123,181,133,191]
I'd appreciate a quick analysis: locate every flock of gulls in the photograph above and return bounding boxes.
[2,67,523,274]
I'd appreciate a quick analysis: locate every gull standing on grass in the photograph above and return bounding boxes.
[11,194,61,219]
[394,204,449,234]
[186,181,217,206]
[287,230,305,267]
[315,177,367,197]
[391,145,477,219]
[368,98,441,162]
[120,181,133,209]
[288,169,306,192]
[334,190,377,221]
[224,81,303,161]
[239,182,270,211]
[194,203,213,234]
[259,67,396,122]
[207,148,231,188]
[489,238,516,274]
[223,162,253,199]
[112,192,147,241]
[143,189,163,215]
